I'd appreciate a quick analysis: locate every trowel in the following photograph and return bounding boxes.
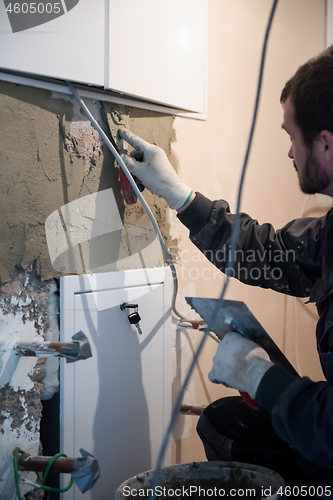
[186,297,299,377]
[186,297,299,408]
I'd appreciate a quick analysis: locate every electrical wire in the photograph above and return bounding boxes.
[13,450,25,500]
[150,0,279,496]
[13,450,74,498]
[66,81,184,320]
[67,0,279,493]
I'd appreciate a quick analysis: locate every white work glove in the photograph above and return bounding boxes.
[209,332,274,400]
[118,129,192,210]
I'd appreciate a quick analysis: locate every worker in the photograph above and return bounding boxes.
[118,46,333,488]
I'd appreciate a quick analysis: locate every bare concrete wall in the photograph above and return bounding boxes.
[0,266,56,499]
[0,82,176,283]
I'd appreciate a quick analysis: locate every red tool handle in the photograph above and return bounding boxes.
[239,391,260,409]
[119,168,137,205]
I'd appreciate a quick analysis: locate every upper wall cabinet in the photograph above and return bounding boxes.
[0,0,207,114]
[106,1,207,113]
[0,0,105,86]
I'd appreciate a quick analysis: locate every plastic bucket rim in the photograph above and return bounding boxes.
[114,461,286,500]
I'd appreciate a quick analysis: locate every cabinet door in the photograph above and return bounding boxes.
[60,269,172,499]
[0,0,105,86]
[107,0,207,113]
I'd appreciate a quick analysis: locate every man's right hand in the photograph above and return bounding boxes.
[209,332,273,400]
[118,129,193,210]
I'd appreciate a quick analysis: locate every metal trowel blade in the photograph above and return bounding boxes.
[186,297,299,377]
[186,297,267,341]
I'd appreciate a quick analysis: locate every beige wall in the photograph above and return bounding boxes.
[170,0,329,463]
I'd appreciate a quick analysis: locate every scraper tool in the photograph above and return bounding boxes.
[186,297,300,408]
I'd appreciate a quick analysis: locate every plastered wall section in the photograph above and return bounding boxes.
[0,85,176,282]
[170,0,329,463]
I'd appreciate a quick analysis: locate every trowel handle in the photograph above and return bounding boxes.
[119,169,145,205]
[119,168,137,204]
[239,391,260,409]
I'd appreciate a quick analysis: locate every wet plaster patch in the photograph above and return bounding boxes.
[67,115,103,172]
[103,102,178,257]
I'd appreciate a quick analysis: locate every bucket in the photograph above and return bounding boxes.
[115,461,286,500]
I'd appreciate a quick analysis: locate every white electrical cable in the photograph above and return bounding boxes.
[66,81,184,320]
[149,0,279,496]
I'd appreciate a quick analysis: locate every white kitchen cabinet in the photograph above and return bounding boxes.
[0,0,207,114]
[60,267,172,499]
[106,0,207,113]
[0,0,105,86]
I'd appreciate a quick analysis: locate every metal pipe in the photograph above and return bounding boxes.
[16,452,76,474]
[180,404,205,416]
[14,341,79,358]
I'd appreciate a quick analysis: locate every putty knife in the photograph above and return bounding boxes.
[186,297,299,378]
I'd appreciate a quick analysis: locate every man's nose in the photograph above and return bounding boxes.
[288,145,294,159]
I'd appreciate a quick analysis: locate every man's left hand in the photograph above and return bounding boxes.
[208,332,274,399]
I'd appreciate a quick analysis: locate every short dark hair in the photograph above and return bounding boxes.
[281,45,333,147]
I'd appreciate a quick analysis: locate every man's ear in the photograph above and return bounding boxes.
[316,130,333,161]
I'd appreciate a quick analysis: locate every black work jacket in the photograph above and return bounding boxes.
[178,192,333,474]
